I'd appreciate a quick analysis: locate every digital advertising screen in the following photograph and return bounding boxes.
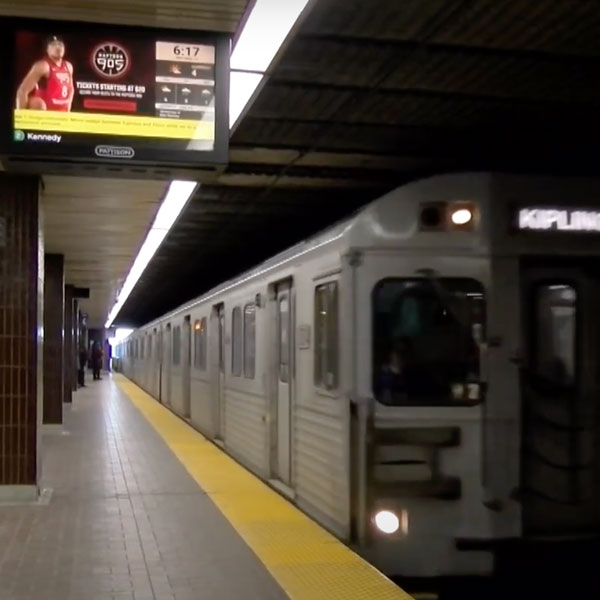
[3,21,229,169]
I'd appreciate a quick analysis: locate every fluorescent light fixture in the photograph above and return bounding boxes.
[229,0,312,129]
[104,180,197,328]
[230,71,264,127]
[152,180,197,230]
[231,0,312,72]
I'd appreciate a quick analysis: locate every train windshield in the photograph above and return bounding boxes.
[373,278,485,406]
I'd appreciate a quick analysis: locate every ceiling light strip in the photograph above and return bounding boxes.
[104,180,197,328]
[229,0,312,129]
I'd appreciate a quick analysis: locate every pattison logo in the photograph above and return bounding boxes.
[95,145,135,159]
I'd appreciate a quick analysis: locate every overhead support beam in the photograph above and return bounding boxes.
[216,172,392,189]
[228,147,445,171]
[260,78,600,111]
[297,32,600,65]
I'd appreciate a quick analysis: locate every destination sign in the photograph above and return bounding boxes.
[518,208,600,233]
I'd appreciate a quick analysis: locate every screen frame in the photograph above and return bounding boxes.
[0,16,230,169]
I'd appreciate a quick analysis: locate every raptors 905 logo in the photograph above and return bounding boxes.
[91,42,130,78]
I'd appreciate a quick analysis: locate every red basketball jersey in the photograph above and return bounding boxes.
[39,58,73,111]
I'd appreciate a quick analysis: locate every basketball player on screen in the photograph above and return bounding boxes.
[16,35,74,111]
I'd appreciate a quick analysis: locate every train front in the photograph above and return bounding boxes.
[347,173,600,583]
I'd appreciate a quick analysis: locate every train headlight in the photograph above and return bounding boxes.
[451,208,472,225]
[374,510,400,534]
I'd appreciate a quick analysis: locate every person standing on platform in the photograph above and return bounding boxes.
[91,341,103,380]
[78,345,88,387]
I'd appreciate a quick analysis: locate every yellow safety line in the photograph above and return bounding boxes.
[114,374,412,600]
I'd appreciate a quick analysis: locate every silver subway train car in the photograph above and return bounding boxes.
[118,172,600,579]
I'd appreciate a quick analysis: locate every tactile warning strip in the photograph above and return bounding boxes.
[115,375,412,600]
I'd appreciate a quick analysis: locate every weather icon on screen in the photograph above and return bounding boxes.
[160,85,173,103]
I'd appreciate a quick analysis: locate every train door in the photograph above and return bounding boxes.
[158,328,163,402]
[210,304,225,439]
[520,261,600,537]
[152,328,158,398]
[182,315,192,418]
[274,281,294,485]
[162,324,172,406]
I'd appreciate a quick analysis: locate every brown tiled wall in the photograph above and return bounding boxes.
[43,254,64,425]
[0,175,42,486]
[63,284,73,403]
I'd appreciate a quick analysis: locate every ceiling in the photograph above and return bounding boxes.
[42,176,167,328]
[0,0,250,32]
[116,0,600,326]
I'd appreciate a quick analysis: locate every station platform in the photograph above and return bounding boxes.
[0,373,409,600]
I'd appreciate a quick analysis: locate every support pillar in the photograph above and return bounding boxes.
[0,174,42,500]
[43,254,64,427]
[72,298,78,391]
[63,285,74,403]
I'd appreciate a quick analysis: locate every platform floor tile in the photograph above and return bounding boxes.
[0,375,287,600]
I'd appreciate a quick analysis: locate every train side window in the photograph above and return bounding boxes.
[534,284,577,387]
[173,326,181,365]
[232,307,242,376]
[141,337,145,360]
[135,339,138,359]
[194,318,207,371]
[373,278,485,406]
[148,335,152,359]
[279,295,290,383]
[244,304,256,379]
[314,282,338,390]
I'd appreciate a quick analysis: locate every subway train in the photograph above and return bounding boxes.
[118,172,600,580]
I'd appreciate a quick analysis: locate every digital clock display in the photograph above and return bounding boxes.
[156,41,214,64]
[173,45,203,57]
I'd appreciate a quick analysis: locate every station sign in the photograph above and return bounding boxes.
[0,18,229,174]
[517,207,600,233]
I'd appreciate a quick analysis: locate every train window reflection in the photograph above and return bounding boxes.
[244,304,256,379]
[535,284,576,387]
[194,318,207,371]
[314,282,338,390]
[279,296,289,383]
[373,278,485,406]
[172,325,181,365]
[232,307,242,377]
